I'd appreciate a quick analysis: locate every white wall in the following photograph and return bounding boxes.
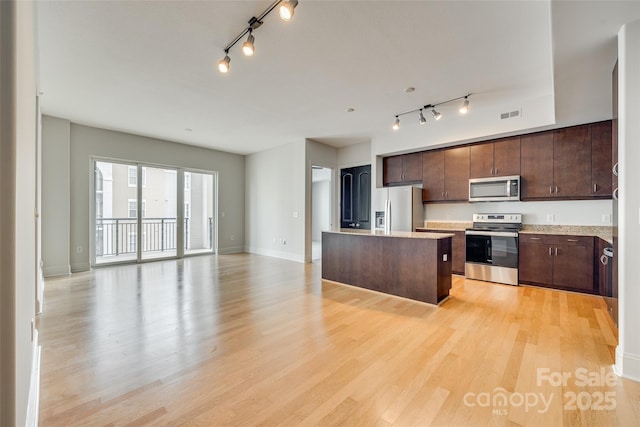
[312,179,330,241]
[426,199,613,226]
[337,140,371,169]
[616,20,640,381]
[245,141,306,262]
[41,116,70,276]
[0,1,38,425]
[41,118,245,272]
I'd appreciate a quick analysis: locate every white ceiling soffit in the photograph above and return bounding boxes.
[36,1,640,155]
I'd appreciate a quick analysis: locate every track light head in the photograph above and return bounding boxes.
[460,96,470,114]
[431,109,442,120]
[242,32,255,56]
[392,116,400,130]
[218,53,231,73]
[279,0,298,21]
[419,110,426,125]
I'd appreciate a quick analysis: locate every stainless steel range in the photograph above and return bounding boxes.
[465,213,522,286]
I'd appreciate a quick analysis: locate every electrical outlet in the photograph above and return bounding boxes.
[230,235,235,241]
[292,211,299,218]
[443,254,448,262]
[221,211,225,217]
[76,246,83,253]
[602,214,611,223]
[546,214,554,223]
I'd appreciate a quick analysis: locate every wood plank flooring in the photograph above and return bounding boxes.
[38,254,640,426]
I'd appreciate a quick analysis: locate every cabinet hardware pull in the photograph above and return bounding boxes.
[494,168,498,175]
[555,247,558,256]
[593,184,598,193]
[601,254,608,265]
[549,186,554,194]
[613,162,619,176]
[613,188,619,200]
[530,237,541,240]
[549,247,552,255]
[567,239,579,242]
[555,186,559,194]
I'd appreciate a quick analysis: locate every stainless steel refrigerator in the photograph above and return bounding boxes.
[374,186,424,232]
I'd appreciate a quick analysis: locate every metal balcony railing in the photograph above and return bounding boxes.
[96,217,213,257]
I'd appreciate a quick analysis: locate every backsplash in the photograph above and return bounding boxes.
[424,199,612,226]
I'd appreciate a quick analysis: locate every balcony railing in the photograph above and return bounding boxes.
[96,217,213,257]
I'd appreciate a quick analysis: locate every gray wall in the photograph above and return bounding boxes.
[245,141,306,262]
[0,1,38,425]
[41,116,70,276]
[41,118,245,272]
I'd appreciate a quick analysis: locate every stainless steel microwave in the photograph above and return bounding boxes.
[469,175,520,202]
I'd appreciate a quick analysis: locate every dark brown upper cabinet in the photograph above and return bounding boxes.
[383,152,423,186]
[469,137,520,179]
[422,146,469,202]
[521,122,612,200]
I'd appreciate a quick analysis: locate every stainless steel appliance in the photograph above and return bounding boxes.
[469,175,520,202]
[465,213,522,285]
[374,186,423,232]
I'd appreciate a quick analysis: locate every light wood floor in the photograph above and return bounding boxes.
[38,254,640,426]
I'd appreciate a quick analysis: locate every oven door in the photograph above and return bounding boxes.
[466,230,518,269]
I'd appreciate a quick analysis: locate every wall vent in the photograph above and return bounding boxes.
[500,109,521,120]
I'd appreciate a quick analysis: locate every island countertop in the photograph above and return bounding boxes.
[330,230,454,239]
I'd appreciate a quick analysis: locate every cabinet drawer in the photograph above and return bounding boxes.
[519,234,552,244]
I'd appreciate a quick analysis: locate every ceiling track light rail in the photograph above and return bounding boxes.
[217,0,298,74]
[392,93,471,130]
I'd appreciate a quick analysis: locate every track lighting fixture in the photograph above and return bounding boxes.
[460,96,470,114]
[242,31,255,56]
[217,0,299,74]
[218,52,231,73]
[393,116,400,130]
[392,93,471,130]
[279,0,298,21]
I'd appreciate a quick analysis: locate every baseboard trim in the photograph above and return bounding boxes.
[614,346,640,382]
[26,330,41,427]
[217,246,245,255]
[244,246,305,263]
[70,262,91,273]
[43,264,70,277]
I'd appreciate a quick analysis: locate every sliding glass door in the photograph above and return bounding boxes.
[184,171,215,255]
[140,165,178,260]
[94,160,216,265]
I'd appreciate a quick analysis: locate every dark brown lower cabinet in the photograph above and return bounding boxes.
[519,234,596,293]
[416,229,465,275]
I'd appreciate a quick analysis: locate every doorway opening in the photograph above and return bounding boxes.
[311,166,332,261]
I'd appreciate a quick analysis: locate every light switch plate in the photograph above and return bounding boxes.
[443,254,448,262]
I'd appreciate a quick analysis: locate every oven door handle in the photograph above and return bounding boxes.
[465,230,519,238]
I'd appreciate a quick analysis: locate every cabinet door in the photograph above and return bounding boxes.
[402,152,423,182]
[553,125,591,198]
[493,137,521,176]
[422,150,445,201]
[552,237,594,291]
[469,143,494,179]
[591,121,612,197]
[383,156,403,186]
[444,146,470,201]
[521,131,554,200]
[355,166,371,229]
[519,236,553,285]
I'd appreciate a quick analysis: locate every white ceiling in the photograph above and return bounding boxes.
[36,1,640,155]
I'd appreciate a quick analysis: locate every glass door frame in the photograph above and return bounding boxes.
[182,167,218,257]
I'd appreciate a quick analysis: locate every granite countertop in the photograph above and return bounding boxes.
[329,230,454,240]
[419,222,613,243]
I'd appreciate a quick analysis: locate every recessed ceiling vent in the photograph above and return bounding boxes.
[501,109,521,120]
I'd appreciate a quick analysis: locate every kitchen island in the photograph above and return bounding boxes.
[321,230,453,305]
